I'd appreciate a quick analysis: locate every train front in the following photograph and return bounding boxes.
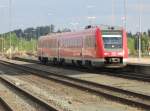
[101,26,128,67]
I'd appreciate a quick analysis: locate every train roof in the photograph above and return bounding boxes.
[39,25,123,40]
[85,25,123,30]
[99,25,123,30]
[39,27,97,40]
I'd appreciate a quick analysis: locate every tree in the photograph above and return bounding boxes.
[49,24,55,33]
[127,32,132,37]
[141,35,149,55]
[128,37,136,55]
[14,29,23,38]
[148,29,150,37]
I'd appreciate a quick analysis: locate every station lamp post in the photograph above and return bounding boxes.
[0,5,8,56]
[123,0,127,30]
[31,29,36,53]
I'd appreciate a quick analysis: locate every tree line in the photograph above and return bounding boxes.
[127,30,150,56]
[0,24,150,56]
[1,24,71,41]
[13,24,55,40]
[0,25,72,55]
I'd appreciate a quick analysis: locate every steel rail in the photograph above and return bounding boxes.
[98,69,150,82]
[0,97,13,111]
[0,75,59,111]
[1,60,150,110]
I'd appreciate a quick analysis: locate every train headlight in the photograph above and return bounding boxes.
[104,52,109,56]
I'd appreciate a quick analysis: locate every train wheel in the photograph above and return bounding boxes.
[85,60,92,69]
[72,60,76,66]
[59,58,65,65]
[41,58,44,64]
[39,57,42,63]
[38,57,41,61]
[41,57,48,64]
[52,58,57,65]
[77,60,82,66]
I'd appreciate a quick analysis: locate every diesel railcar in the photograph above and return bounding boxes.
[38,25,128,67]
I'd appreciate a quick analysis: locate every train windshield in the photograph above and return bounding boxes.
[102,31,123,50]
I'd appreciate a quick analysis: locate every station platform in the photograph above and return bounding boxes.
[127,57,150,65]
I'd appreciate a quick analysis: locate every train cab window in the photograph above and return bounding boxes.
[102,35,122,50]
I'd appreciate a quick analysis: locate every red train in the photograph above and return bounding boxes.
[38,25,128,67]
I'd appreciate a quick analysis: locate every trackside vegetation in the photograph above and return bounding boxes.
[127,31,150,56]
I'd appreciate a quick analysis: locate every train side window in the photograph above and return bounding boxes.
[52,39,54,48]
[84,35,96,48]
[66,39,68,48]
[70,39,72,48]
[72,39,75,48]
[68,39,70,48]
[75,39,77,48]
[69,39,72,48]
[43,40,45,48]
[69,39,71,48]
[49,39,51,48]
[45,40,47,48]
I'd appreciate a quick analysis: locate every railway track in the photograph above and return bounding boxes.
[0,74,59,111]
[97,69,150,82]
[1,59,150,110]
[0,97,13,111]
[13,57,150,82]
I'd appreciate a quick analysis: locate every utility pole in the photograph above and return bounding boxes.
[3,33,5,56]
[138,0,142,60]
[31,29,36,53]
[2,38,3,56]
[0,5,7,56]
[124,0,127,30]
[9,0,12,59]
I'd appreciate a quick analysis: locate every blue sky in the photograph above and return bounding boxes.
[0,0,150,33]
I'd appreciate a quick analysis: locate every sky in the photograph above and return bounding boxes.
[0,0,150,33]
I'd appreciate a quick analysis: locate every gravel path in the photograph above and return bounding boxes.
[0,63,144,111]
